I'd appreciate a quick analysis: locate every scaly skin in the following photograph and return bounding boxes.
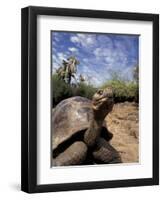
[52,141,87,166]
[93,138,122,164]
[84,87,121,164]
[84,87,114,147]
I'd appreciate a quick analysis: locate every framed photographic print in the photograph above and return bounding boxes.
[21,6,159,193]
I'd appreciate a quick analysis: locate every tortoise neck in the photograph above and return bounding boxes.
[83,113,104,147]
[93,109,108,123]
[83,106,111,147]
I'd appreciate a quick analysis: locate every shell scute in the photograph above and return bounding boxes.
[52,96,93,150]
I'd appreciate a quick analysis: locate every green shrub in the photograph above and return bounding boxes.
[101,80,139,102]
[52,72,139,106]
[72,83,96,100]
[52,74,96,106]
[52,74,73,106]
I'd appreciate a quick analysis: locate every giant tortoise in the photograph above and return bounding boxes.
[52,87,121,166]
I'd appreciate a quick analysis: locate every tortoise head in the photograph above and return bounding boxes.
[92,87,114,119]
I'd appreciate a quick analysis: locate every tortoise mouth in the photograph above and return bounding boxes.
[93,95,113,106]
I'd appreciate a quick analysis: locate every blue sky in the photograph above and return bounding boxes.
[52,31,139,86]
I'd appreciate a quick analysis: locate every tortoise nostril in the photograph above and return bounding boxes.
[97,89,103,95]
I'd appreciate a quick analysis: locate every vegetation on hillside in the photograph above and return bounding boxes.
[52,58,139,106]
[52,74,96,106]
[101,67,139,102]
[101,79,138,102]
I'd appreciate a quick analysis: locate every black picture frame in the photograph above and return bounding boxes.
[21,6,159,193]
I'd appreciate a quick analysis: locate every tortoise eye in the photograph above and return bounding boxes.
[97,89,103,95]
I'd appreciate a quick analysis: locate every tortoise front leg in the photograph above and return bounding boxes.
[92,138,122,164]
[52,141,87,166]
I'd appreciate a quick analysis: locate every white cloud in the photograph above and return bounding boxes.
[83,58,88,63]
[57,52,67,61]
[93,46,128,70]
[52,52,69,73]
[52,32,61,42]
[70,35,80,43]
[52,54,61,72]
[79,65,109,87]
[52,32,138,83]
[68,47,78,53]
[70,34,96,48]
[97,35,113,48]
[94,48,112,58]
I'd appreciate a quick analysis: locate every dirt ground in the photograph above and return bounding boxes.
[106,102,139,163]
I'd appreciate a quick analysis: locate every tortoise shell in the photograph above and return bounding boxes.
[52,96,111,150]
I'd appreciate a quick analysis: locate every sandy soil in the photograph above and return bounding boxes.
[106,102,139,163]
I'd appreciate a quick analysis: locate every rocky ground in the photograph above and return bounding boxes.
[106,102,139,163]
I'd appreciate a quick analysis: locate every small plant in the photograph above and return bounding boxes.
[72,83,96,100]
[101,80,138,102]
[101,68,139,103]
[52,74,73,106]
[52,74,97,106]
